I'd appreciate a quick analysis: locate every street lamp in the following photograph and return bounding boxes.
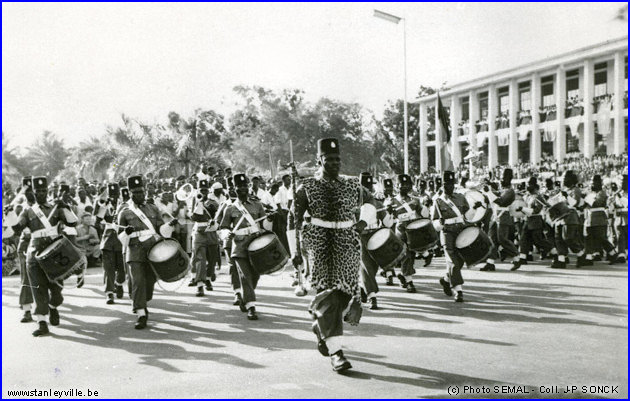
[373,9,408,174]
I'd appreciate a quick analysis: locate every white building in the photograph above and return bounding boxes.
[417,36,628,172]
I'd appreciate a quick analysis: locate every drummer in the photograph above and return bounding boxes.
[99,183,126,304]
[357,172,394,310]
[8,176,78,337]
[117,175,177,330]
[432,170,471,302]
[383,174,429,293]
[219,173,273,321]
[14,176,35,323]
[190,178,220,297]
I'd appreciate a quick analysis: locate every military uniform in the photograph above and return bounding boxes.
[117,175,167,329]
[10,177,78,336]
[190,179,220,296]
[99,183,125,303]
[432,171,469,302]
[583,175,618,264]
[612,175,628,261]
[552,171,585,268]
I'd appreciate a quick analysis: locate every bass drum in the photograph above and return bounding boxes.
[547,194,571,221]
[405,219,439,252]
[248,232,289,275]
[464,190,488,223]
[366,228,407,270]
[455,226,492,267]
[147,238,190,283]
[35,236,86,283]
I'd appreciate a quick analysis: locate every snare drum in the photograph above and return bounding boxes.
[147,238,190,282]
[464,190,488,223]
[366,228,407,270]
[35,236,86,283]
[247,232,289,275]
[455,226,492,267]
[510,199,527,219]
[405,219,439,252]
[547,194,571,221]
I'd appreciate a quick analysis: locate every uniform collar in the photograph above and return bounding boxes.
[316,169,341,183]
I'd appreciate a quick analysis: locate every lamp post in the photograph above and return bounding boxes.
[373,9,408,174]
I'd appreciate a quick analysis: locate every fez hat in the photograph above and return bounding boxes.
[32,177,48,190]
[128,175,144,190]
[502,168,513,183]
[563,170,578,188]
[622,174,628,191]
[592,175,602,186]
[121,188,130,198]
[198,179,210,189]
[397,174,411,185]
[435,177,442,187]
[59,184,70,194]
[443,171,455,184]
[428,180,435,190]
[108,183,120,197]
[517,182,526,191]
[545,178,554,190]
[360,172,373,187]
[233,173,248,186]
[383,178,393,189]
[527,176,538,191]
[419,179,427,189]
[22,176,33,188]
[317,138,340,156]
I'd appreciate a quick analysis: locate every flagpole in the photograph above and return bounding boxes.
[402,17,408,175]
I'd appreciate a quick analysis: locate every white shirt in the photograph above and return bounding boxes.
[274,185,292,210]
[253,188,276,210]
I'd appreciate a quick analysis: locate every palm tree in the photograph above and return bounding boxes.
[24,131,69,178]
[2,132,27,183]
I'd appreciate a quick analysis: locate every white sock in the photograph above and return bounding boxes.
[550,248,558,255]
[422,251,429,257]
[386,270,394,278]
[34,314,45,322]
[577,250,584,257]
[404,275,412,282]
[137,308,146,317]
[197,282,204,288]
[22,304,32,312]
[325,335,343,355]
[586,254,593,261]
[452,285,463,292]
[519,253,527,259]
[367,292,376,300]
[487,259,495,265]
[48,304,57,310]
[558,255,566,262]
[245,301,256,310]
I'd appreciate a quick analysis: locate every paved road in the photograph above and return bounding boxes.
[2,258,627,398]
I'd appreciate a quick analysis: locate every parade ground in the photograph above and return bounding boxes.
[2,258,628,399]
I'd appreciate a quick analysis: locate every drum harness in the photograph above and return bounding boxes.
[436,196,465,226]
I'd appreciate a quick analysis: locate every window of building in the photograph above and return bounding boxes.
[566,69,579,99]
[541,75,554,106]
[479,92,488,120]
[594,62,608,97]
[499,95,509,113]
[520,91,531,111]
[460,97,470,121]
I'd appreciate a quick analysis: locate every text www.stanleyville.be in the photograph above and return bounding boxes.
[6,388,100,398]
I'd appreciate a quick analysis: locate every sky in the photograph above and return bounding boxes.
[2,2,627,150]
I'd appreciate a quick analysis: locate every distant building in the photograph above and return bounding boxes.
[416,36,628,172]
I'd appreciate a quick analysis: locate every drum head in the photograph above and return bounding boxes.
[465,190,485,206]
[510,200,527,218]
[148,239,180,263]
[406,219,430,229]
[455,227,480,249]
[36,236,64,258]
[366,228,391,250]
[248,233,276,251]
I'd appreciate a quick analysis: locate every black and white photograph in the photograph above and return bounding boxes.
[2,2,628,399]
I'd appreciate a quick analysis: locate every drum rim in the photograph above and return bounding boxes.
[147,237,182,263]
[406,218,431,229]
[35,235,66,258]
[366,228,392,250]
[455,226,481,248]
[247,232,278,251]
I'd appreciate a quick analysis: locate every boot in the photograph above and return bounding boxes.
[20,310,33,323]
[511,259,525,271]
[397,274,408,289]
[187,278,196,287]
[480,263,495,271]
[370,298,378,310]
[330,350,352,372]
[607,253,619,265]
[49,308,60,326]
[236,294,247,313]
[576,255,592,267]
[406,282,417,293]
[311,323,329,356]
[526,254,534,262]
[439,278,453,296]
[115,285,124,299]
[454,291,464,303]
[32,321,49,337]
[550,258,566,269]
[247,307,258,320]
[616,255,626,264]
[424,252,433,267]
[196,286,204,297]
[135,315,147,330]
[205,280,213,291]
[106,293,115,305]
[385,275,395,286]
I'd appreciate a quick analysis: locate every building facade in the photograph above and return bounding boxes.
[417,36,628,172]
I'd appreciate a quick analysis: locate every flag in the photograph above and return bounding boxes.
[437,93,454,172]
[268,146,277,180]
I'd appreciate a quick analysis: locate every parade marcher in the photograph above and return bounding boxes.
[583,175,619,265]
[14,176,35,322]
[432,170,470,302]
[190,179,220,296]
[293,137,368,372]
[99,183,126,304]
[9,176,79,336]
[552,170,585,269]
[482,168,520,271]
[219,173,273,320]
[118,175,176,329]
[612,174,628,263]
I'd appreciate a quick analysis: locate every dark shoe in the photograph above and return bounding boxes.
[616,255,626,264]
[480,263,495,271]
[397,274,408,289]
[233,294,241,306]
[247,307,258,320]
[499,250,507,262]
[311,323,329,356]
[209,273,216,282]
[455,291,464,303]
[550,259,566,269]
[196,287,204,297]
[135,315,147,330]
[424,252,433,267]
[526,254,534,262]
[115,285,124,299]
[205,280,213,291]
[360,288,367,303]
[330,350,352,372]
[49,308,60,326]
[576,255,591,268]
[379,270,387,278]
[606,253,619,264]
[106,294,115,305]
[77,275,84,288]
[406,282,417,293]
[20,310,33,323]
[370,298,378,310]
[511,259,525,271]
[385,275,395,286]
[439,278,453,296]
[291,279,299,287]
[187,279,196,287]
[32,321,49,337]
[593,254,603,262]
[236,294,247,313]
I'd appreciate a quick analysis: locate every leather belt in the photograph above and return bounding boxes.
[444,217,464,225]
[310,218,354,229]
[129,229,154,238]
[588,207,606,213]
[30,227,58,239]
[365,223,380,230]
[233,226,260,236]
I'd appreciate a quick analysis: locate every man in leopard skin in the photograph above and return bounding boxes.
[293,137,371,373]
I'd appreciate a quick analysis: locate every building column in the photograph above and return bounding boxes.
[555,67,567,162]
[419,102,428,173]
[531,73,541,164]
[469,90,478,152]
[488,84,498,168]
[613,51,625,155]
[583,59,595,158]
[435,102,442,172]
[508,79,518,165]
[450,96,461,167]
